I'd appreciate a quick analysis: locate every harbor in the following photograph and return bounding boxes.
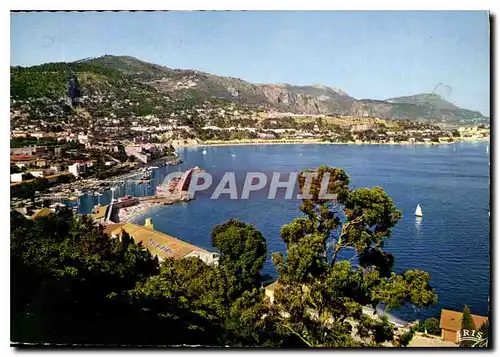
[88,166,203,225]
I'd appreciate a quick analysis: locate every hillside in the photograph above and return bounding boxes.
[386,93,460,111]
[81,55,488,123]
[11,55,489,124]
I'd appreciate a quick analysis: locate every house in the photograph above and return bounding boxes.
[91,205,109,224]
[10,155,35,165]
[350,124,373,132]
[35,159,47,168]
[28,170,45,178]
[11,147,34,156]
[264,280,281,304]
[68,163,87,178]
[30,208,54,220]
[439,309,488,343]
[257,133,275,139]
[103,218,219,265]
[50,165,62,173]
[10,130,28,138]
[31,131,47,139]
[10,173,26,183]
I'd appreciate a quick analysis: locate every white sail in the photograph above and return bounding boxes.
[415,204,423,217]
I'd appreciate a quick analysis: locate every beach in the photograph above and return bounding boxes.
[117,202,162,223]
[173,137,488,148]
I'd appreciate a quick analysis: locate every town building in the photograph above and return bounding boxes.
[439,309,488,343]
[28,170,45,178]
[68,163,87,178]
[264,280,281,304]
[10,173,27,183]
[350,124,374,132]
[124,145,151,164]
[104,218,219,265]
[10,147,34,156]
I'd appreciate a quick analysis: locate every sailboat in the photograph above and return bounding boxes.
[486,145,489,154]
[415,204,423,217]
[202,150,207,155]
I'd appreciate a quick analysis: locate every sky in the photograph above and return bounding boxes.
[11,11,490,116]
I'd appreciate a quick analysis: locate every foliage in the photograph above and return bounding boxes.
[10,210,158,343]
[395,328,415,347]
[415,317,440,335]
[11,174,75,199]
[270,166,437,346]
[10,136,59,148]
[211,219,267,299]
[11,166,438,347]
[478,321,489,347]
[460,305,476,347]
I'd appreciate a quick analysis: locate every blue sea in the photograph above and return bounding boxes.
[79,142,490,322]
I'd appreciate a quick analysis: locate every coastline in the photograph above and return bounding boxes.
[118,138,488,222]
[117,202,163,224]
[174,137,489,148]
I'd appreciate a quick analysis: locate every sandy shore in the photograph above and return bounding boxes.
[408,333,458,347]
[176,138,488,148]
[117,202,163,223]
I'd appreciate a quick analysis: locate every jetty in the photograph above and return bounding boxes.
[96,167,201,225]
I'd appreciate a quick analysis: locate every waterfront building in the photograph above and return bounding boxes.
[68,163,87,178]
[264,280,281,304]
[439,309,488,343]
[10,173,27,183]
[30,208,54,220]
[104,218,219,265]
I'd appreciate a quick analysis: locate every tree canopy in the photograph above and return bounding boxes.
[11,166,439,347]
[460,305,476,347]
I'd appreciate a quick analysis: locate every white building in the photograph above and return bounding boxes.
[68,163,86,178]
[10,173,25,182]
[29,170,44,178]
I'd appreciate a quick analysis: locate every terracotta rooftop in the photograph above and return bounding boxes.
[31,208,53,220]
[440,309,488,332]
[265,280,281,292]
[92,205,109,220]
[10,155,34,162]
[106,222,210,260]
[103,223,125,235]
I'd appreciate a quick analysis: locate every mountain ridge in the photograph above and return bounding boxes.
[11,54,488,124]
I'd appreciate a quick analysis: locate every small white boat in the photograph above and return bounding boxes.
[415,204,423,217]
[202,150,207,155]
[231,154,236,157]
[486,145,489,154]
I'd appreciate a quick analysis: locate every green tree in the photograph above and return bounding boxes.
[417,317,440,335]
[211,219,267,299]
[395,328,415,347]
[478,321,489,347]
[269,166,437,347]
[460,305,476,347]
[10,210,159,344]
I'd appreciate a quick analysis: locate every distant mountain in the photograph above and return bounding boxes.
[385,93,486,123]
[386,93,460,111]
[12,55,489,124]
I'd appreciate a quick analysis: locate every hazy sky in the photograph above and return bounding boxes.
[11,11,490,116]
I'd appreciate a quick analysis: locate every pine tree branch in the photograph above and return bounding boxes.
[281,323,314,347]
